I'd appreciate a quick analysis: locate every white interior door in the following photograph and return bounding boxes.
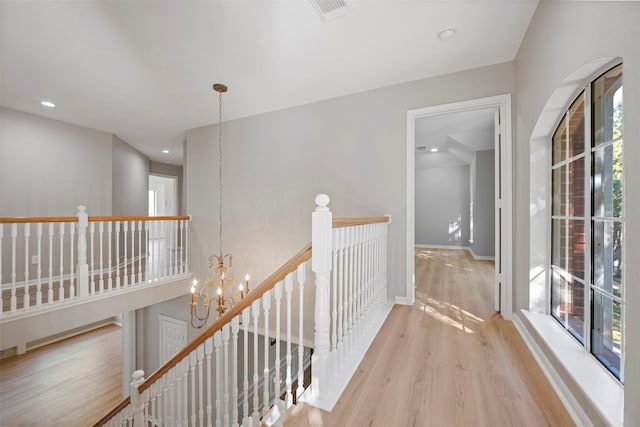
[159,314,187,365]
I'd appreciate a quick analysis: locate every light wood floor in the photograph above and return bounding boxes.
[284,248,574,427]
[0,324,122,426]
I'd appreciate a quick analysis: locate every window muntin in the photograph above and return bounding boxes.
[550,63,624,380]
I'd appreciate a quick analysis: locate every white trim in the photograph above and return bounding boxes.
[407,94,513,320]
[468,247,495,261]
[415,244,469,250]
[515,310,624,427]
[394,296,408,305]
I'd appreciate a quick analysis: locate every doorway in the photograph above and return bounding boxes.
[406,95,513,320]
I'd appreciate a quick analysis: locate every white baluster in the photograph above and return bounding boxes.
[123,221,129,287]
[149,382,157,427]
[274,281,283,407]
[35,224,42,306]
[231,316,240,427]
[214,330,222,427]
[197,343,205,427]
[143,221,150,282]
[168,368,176,427]
[175,358,184,427]
[190,350,197,427]
[173,220,178,276]
[241,308,251,425]
[137,220,143,284]
[98,222,104,292]
[115,221,121,289]
[162,374,169,427]
[205,337,213,427]
[347,226,354,334]
[69,222,75,298]
[311,193,332,400]
[183,219,189,274]
[356,225,362,322]
[162,221,168,279]
[107,222,113,291]
[252,299,260,421]
[296,263,306,400]
[47,223,54,304]
[284,274,293,407]
[58,222,64,301]
[182,359,189,427]
[262,290,271,416]
[223,324,231,427]
[90,221,95,293]
[129,221,136,286]
[331,228,338,351]
[23,223,30,310]
[9,224,17,311]
[337,227,345,347]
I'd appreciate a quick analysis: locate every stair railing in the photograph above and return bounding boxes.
[0,208,190,317]
[95,194,390,426]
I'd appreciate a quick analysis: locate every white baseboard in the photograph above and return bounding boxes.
[468,247,495,261]
[415,244,470,250]
[394,296,409,305]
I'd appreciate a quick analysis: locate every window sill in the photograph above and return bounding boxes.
[517,310,623,427]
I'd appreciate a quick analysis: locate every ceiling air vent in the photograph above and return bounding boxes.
[310,0,351,22]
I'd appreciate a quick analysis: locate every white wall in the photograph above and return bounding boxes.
[514,2,640,424]
[112,135,149,216]
[470,149,494,258]
[415,166,470,247]
[0,107,112,216]
[186,62,515,300]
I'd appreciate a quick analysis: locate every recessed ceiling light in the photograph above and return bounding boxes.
[41,101,56,108]
[162,150,170,154]
[438,28,456,42]
[431,148,439,153]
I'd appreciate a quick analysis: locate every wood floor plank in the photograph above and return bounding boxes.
[0,324,122,426]
[284,248,574,427]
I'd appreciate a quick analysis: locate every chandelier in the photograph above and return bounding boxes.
[190,83,250,328]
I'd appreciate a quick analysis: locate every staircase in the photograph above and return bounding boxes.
[94,194,392,427]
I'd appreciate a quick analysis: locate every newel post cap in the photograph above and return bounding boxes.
[132,370,145,382]
[315,194,330,211]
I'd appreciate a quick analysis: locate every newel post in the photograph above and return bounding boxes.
[130,370,145,425]
[311,194,332,400]
[76,206,89,298]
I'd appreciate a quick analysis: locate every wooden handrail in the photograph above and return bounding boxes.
[137,243,313,394]
[0,217,78,224]
[0,215,190,224]
[89,215,190,222]
[332,216,390,228]
[93,396,131,427]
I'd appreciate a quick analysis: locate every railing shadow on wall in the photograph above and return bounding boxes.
[94,194,392,427]
[0,207,191,317]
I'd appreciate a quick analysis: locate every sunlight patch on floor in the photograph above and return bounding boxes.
[419,303,474,334]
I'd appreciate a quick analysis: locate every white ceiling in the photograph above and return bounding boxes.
[0,0,538,165]
[415,107,495,169]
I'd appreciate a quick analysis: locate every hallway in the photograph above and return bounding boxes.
[284,248,574,426]
[0,324,122,426]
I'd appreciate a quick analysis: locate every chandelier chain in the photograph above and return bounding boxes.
[218,88,223,257]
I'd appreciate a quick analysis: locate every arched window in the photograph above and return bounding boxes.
[550,63,624,380]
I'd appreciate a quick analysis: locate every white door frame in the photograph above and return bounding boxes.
[406,94,513,320]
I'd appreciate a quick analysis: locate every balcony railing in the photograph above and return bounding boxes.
[0,206,190,318]
[95,194,391,427]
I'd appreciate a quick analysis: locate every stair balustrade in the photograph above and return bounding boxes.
[95,194,391,426]
[0,207,191,317]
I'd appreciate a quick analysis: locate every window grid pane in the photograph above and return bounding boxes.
[551,63,623,381]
